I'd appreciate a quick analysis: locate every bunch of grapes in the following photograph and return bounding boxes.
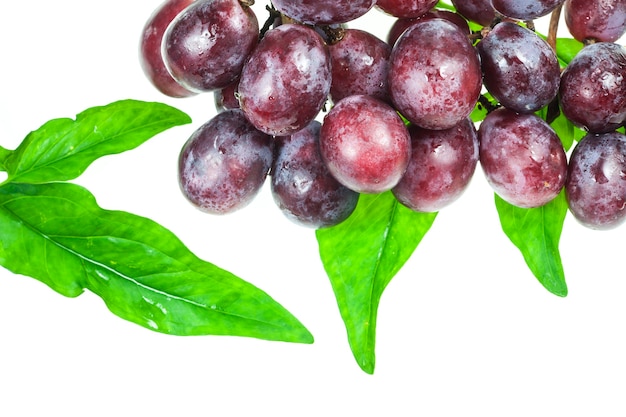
[139,0,626,230]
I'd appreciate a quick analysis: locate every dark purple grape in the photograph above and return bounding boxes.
[319,95,411,194]
[564,0,626,43]
[387,10,471,46]
[237,24,332,136]
[388,18,482,130]
[451,0,497,26]
[491,0,566,20]
[178,109,273,214]
[559,42,626,134]
[139,0,197,98]
[214,77,240,112]
[566,132,626,230]
[271,121,359,228]
[376,0,438,18]
[162,0,259,93]
[392,118,479,212]
[477,22,560,113]
[271,0,375,25]
[478,108,568,208]
[328,29,391,104]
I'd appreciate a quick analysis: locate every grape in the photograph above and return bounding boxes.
[162,0,259,93]
[564,0,626,43]
[237,24,332,136]
[178,109,273,214]
[376,0,439,19]
[387,10,471,46]
[491,0,566,20]
[388,18,482,130]
[451,0,497,26]
[566,132,626,230]
[214,77,240,111]
[328,29,392,104]
[139,0,197,98]
[392,118,479,213]
[271,121,359,228]
[271,0,376,25]
[478,108,568,208]
[319,95,411,194]
[477,22,561,114]
[559,42,626,134]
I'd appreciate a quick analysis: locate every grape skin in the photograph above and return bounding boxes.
[214,77,240,112]
[237,24,332,136]
[491,0,566,20]
[271,0,376,25]
[388,18,482,130]
[178,109,273,214]
[319,95,411,194]
[328,29,392,104]
[477,22,561,114]
[451,0,496,26]
[271,121,359,228]
[376,0,439,19]
[392,118,479,213]
[478,108,568,208]
[139,0,197,98]
[387,10,470,47]
[564,0,626,43]
[559,42,626,134]
[566,132,626,230]
[162,0,259,93]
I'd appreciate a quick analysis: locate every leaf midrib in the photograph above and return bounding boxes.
[0,193,287,329]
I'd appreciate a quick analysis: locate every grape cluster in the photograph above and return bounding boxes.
[140,0,626,230]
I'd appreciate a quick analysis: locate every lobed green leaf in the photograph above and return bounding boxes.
[0,146,11,171]
[316,192,437,373]
[494,191,568,297]
[0,182,313,343]
[2,100,191,184]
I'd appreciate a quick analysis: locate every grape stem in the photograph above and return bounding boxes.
[547,4,562,52]
[260,4,281,38]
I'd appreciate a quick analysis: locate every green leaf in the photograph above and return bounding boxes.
[2,100,191,184]
[316,192,437,373]
[494,191,568,297]
[555,37,584,66]
[0,145,11,171]
[0,181,313,343]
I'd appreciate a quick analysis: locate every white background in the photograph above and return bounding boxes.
[1,1,626,415]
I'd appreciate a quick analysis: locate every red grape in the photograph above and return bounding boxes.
[162,0,259,93]
[478,108,568,208]
[559,42,626,134]
[387,10,470,46]
[491,0,566,20]
[319,95,411,194]
[178,109,273,214]
[564,0,626,43]
[392,118,479,213]
[271,0,376,25]
[388,18,482,130]
[237,24,332,136]
[566,132,626,230]
[451,0,497,26]
[328,29,392,104]
[477,22,560,114]
[139,0,197,98]
[376,0,439,19]
[271,121,359,228]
